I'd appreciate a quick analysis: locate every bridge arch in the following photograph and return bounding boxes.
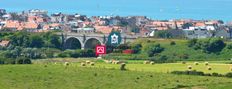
[84,38,103,49]
[65,37,83,49]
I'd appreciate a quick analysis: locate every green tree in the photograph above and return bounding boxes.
[29,35,44,48]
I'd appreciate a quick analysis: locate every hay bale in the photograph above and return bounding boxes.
[150,62,155,65]
[64,62,69,66]
[230,67,232,71]
[187,65,192,70]
[90,62,95,66]
[181,61,186,64]
[194,62,199,65]
[205,62,209,66]
[114,61,120,64]
[207,66,212,70]
[104,60,112,64]
[86,60,91,64]
[81,62,86,66]
[143,61,150,64]
[120,63,126,70]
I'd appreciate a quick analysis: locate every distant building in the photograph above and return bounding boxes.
[51,13,67,23]
[71,28,95,33]
[28,9,48,16]
[0,40,10,47]
[184,29,212,39]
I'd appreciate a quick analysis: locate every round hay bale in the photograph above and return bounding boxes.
[181,61,186,64]
[86,60,91,64]
[114,61,120,64]
[194,62,199,65]
[64,62,69,66]
[150,62,155,65]
[207,66,212,70]
[90,62,95,66]
[205,62,209,66]
[81,62,86,66]
[120,63,126,70]
[230,67,232,71]
[143,61,150,64]
[187,65,192,70]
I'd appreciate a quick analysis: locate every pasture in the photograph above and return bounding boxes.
[0,64,232,89]
[0,59,230,89]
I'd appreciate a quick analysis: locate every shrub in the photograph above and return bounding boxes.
[16,57,31,64]
[170,41,176,45]
[182,61,186,64]
[225,72,232,78]
[212,72,219,77]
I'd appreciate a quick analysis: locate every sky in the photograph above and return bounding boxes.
[0,0,232,21]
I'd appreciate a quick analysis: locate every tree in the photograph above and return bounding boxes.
[143,43,164,57]
[188,38,226,53]
[182,23,193,29]
[153,30,172,38]
[29,35,44,48]
[131,43,142,54]
[10,31,30,47]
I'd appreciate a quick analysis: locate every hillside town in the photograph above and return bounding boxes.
[1,9,232,42]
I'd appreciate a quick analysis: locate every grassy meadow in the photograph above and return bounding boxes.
[0,59,232,89]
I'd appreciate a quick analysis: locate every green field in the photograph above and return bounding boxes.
[1,59,232,89]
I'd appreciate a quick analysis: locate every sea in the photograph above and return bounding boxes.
[1,0,232,22]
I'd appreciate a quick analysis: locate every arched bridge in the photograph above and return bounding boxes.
[59,32,138,50]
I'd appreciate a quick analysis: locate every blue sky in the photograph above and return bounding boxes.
[0,0,231,21]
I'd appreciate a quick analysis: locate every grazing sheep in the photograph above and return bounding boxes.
[143,61,150,64]
[120,63,126,71]
[187,65,192,70]
[86,60,91,64]
[207,66,212,70]
[64,62,69,66]
[150,62,155,65]
[205,62,209,66]
[81,62,86,66]
[90,62,95,66]
[194,62,199,65]
[181,61,186,64]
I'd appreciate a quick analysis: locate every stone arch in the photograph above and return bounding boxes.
[84,38,102,49]
[65,37,83,49]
